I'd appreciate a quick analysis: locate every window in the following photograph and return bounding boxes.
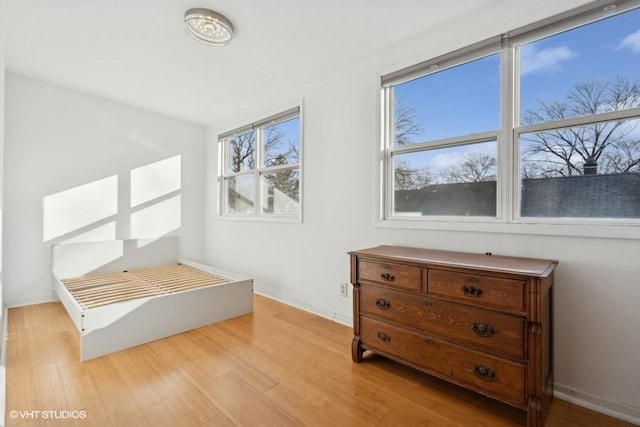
[384,51,501,219]
[381,1,640,227]
[515,5,640,219]
[219,107,302,219]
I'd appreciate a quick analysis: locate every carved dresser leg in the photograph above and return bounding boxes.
[352,336,363,362]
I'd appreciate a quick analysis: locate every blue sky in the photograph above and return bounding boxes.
[393,6,640,177]
[520,6,640,119]
[265,117,300,164]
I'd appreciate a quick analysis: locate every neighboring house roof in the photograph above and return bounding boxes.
[521,173,640,218]
[395,173,640,218]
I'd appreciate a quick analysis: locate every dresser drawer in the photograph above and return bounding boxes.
[360,284,525,358]
[428,269,525,312]
[360,316,525,405]
[358,260,422,291]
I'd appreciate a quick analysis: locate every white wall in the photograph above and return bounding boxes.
[0,0,5,314]
[205,0,640,423]
[1,1,7,423]
[3,73,206,307]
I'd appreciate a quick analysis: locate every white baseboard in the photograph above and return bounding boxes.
[555,383,640,426]
[253,291,353,327]
[7,297,55,309]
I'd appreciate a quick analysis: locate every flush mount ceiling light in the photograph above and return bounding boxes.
[184,8,234,46]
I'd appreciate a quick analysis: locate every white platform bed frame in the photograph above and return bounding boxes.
[52,238,253,361]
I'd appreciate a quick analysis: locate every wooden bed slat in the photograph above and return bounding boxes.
[61,264,231,309]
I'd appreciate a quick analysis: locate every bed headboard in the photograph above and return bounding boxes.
[52,237,179,279]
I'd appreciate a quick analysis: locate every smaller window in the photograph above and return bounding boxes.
[219,107,302,219]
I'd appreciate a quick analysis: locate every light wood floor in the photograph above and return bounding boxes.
[6,295,634,427]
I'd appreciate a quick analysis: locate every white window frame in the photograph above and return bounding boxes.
[218,105,303,222]
[378,0,640,239]
[381,40,503,223]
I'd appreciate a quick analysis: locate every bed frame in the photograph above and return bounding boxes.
[52,238,253,361]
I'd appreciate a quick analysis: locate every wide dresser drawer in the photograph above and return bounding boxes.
[428,269,526,312]
[360,316,526,406]
[358,260,422,291]
[360,284,525,358]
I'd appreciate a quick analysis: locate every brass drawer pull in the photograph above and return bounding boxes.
[472,322,495,337]
[375,298,391,310]
[380,273,395,282]
[424,338,434,345]
[461,286,483,297]
[377,332,391,342]
[473,364,495,381]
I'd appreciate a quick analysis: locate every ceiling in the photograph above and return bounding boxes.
[4,0,498,125]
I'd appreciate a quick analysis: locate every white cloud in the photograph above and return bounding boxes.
[618,29,640,53]
[427,142,497,173]
[430,152,465,172]
[520,45,577,76]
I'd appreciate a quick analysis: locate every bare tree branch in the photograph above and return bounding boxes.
[394,98,425,145]
[522,76,640,177]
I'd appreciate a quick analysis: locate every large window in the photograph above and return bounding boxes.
[382,1,640,227]
[219,107,302,219]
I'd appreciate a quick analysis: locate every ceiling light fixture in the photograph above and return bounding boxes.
[184,8,234,47]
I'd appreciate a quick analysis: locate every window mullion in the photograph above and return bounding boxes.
[260,163,300,173]
[510,40,521,221]
[385,87,394,218]
[498,38,512,223]
[516,107,640,135]
[389,131,500,155]
[255,127,263,215]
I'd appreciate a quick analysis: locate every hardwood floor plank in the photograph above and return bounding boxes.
[5,296,636,427]
[262,383,337,427]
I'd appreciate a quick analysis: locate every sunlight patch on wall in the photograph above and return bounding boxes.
[43,176,118,241]
[130,156,181,208]
[130,195,181,238]
[61,221,116,244]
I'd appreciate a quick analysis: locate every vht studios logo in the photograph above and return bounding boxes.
[9,409,87,420]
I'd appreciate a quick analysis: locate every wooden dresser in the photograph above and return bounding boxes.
[349,245,557,427]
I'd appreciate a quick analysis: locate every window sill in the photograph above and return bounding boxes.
[377,217,640,240]
[217,213,302,224]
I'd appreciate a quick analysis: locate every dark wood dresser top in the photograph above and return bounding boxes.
[348,245,557,277]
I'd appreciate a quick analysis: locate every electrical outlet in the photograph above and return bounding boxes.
[339,283,348,297]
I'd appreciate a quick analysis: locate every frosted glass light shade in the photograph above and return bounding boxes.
[184,8,234,46]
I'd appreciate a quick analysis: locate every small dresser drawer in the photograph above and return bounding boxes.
[360,284,525,358]
[360,316,525,406]
[428,269,525,312]
[358,260,421,291]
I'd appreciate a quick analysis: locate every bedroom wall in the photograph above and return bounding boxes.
[205,0,640,424]
[0,0,5,317]
[3,73,206,307]
[1,2,7,424]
